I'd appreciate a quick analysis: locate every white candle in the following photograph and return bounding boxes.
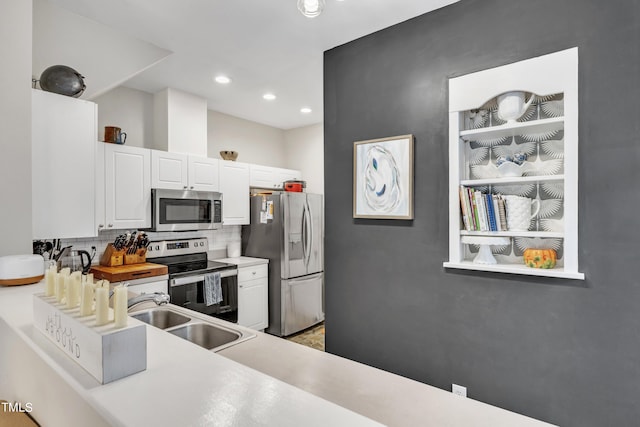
[80,281,94,316]
[95,287,109,326]
[55,273,65,303]
[45,269,56,297]
[86,273,94,285]
[60,267,71,276]
[102,279,110,289]
[73,273,82,308]
[113,285,128,328]
[65,275,76,308]
[94,280,103,289]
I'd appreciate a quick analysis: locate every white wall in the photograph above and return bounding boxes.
[93,87,153,148]
[32,0,171,100]
[155,88,208,157]
[284,123,324,194]
[208,110,286,166]
[0,0,32,256]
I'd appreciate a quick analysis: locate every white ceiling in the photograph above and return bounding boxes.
[45,0,459,130]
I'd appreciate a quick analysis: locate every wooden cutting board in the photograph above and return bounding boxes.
[89,262,168,283]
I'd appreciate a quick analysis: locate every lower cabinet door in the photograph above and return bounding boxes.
[238,277,268,330]
[282,272,324,336]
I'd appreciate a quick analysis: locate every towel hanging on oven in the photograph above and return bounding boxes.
[204,272,222,306]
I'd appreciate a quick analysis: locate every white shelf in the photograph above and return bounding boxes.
[459,117,564,142]
[460,231,564,238]
[448,48,582,280]
[461,175,564,186]
[443,261,585,280]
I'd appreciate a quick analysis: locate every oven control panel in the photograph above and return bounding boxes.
[146,238,208,258]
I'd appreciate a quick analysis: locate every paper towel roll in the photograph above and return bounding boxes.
[227,241,241,258]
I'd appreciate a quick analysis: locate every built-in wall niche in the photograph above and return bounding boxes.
[444,47,584,280]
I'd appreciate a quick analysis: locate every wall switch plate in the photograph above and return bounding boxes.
[452,384,467,397]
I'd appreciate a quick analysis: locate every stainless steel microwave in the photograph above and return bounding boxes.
[150,189,222,231]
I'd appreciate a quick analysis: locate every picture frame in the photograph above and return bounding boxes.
[353,134,414,219]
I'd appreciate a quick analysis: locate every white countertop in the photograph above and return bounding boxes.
[0,282,554,427]
[215,256,269,268]
[0,283,381,427]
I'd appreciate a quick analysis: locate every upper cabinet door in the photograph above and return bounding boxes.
[188,156,219,192]
[275,168,302,189]
[32,90,98,239]
[249,164,302,189]
[249,164,277,188]
[151,150,188,190]
[105,144,151,230]
[219,161,250,225]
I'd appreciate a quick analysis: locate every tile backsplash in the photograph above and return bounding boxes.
[41,226,241,265]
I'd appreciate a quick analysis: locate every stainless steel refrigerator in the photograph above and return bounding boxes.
[243,192,324,336]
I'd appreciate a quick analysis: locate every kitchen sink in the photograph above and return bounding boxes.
[129,305,256,352]
[130,309,191,329]
[168,323,241,350]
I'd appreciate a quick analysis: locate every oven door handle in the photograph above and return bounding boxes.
[170,269,238,287]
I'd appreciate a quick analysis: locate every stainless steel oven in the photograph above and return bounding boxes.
[146,238,238,323]
[151,189,222,232]
[169,269,238,322]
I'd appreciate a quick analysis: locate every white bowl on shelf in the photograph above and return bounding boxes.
[497,161,529,178]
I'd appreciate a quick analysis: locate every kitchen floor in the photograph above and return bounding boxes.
[285,322,325,351]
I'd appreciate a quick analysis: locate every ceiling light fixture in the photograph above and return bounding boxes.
[214,75,231,84]
[300,107,312,114]
[297,0,325,18]
[263,93,277,101]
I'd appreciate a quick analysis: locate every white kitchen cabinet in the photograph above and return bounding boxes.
[151,150,187,190]
[276,168,302,186]
[104,144,151,230]
[237,263,268,330]
[187,156,219,192]
[152,150,220,192]
[219,161,250,225]
[32,89,99,239]
[249,164,277,188]
[249,164,302,189]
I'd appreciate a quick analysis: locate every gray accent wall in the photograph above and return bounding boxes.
[323,0,640,425]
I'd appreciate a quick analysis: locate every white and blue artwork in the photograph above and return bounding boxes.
[353,135,414,219]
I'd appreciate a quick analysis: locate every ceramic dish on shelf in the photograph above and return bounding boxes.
[497,161,531,177]
[220,150,238,161]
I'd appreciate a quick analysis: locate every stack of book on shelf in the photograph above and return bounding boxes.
[459,185,508,232]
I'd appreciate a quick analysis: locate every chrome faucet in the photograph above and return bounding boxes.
[127,292,170,309]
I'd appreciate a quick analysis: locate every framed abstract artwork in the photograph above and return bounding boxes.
[353,134,414,219]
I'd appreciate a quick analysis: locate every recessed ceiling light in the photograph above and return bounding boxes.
[300,107,312,114]
[214,75,231,84]
[263,93,276,101]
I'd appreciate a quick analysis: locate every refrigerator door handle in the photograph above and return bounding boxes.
[305,199,313,267]
[302,201,312,268]
[302,202,308,267]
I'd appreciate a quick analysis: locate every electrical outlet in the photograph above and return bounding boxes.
[452,384,467,397]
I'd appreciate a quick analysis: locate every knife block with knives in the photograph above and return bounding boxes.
[124,248,147,265]
[100,231,150,266]
[100,244,125,267]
